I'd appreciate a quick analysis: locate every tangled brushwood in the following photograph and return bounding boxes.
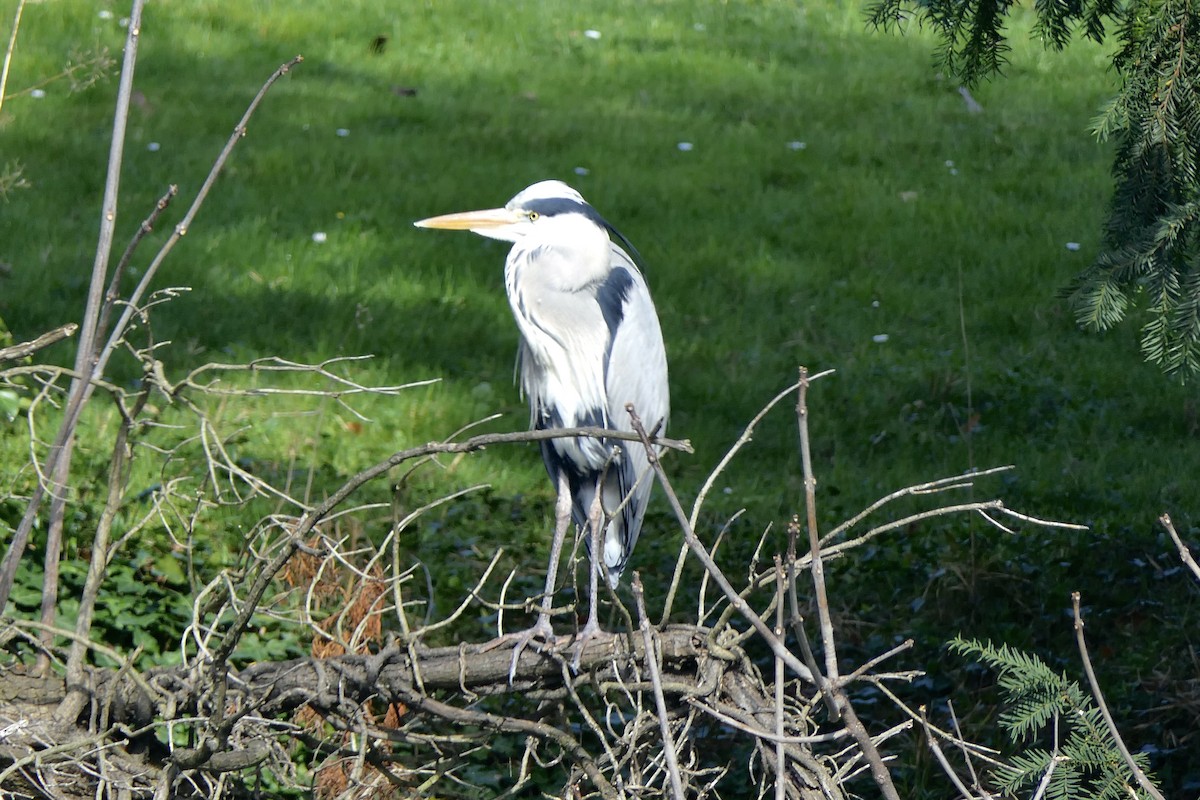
[1,2,1189,798]
[0,306,1097,800]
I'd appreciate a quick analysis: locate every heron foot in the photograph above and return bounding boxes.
[484,617,557,684]
[569,618,606,672]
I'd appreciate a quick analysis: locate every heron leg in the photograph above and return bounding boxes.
[571,483,607,671]
[538,467,573,626]
[496,468,571,683]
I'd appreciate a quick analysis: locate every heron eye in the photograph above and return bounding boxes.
[527,211,540,222]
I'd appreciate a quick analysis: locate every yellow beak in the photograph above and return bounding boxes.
[413,207,525,230]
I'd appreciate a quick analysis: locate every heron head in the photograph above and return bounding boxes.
[414,180,602,243]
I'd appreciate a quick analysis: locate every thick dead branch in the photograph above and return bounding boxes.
[0,625,841,799]
[0,324,78,363]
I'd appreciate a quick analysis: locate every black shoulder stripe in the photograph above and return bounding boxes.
[596,267,634,345]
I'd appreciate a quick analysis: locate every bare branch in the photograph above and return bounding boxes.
[796,368,838,684]
[0,0,27,118]
[661,370,833,624]
[1071,593,1166,800]
[626,403,815,684]
[992,506,1088,531]
[1159,512,1200,582]
[919,708,979,800]
[632,573,685,800]
[95,183,178,346]
[0,52,306,617]
[773,563,787,800]
[822,466,1015,545]
[0,324,78,363]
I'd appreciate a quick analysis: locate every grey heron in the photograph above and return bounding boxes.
[414,180,670,662]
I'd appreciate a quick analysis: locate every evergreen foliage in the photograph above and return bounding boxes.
[869,0,1200,378]
[950,637,1162,800]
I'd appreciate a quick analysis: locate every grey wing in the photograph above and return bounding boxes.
[602,245,670,436]
[595,243,670,582]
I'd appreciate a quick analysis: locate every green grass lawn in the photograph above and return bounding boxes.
[3,0,1198,794]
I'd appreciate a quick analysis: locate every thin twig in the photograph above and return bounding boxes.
[794,368,902,800]
[822,466,1014,545]
[625,404,815,684]
[993,506,1087,531]
[956,262,976,475]
[946,700,989,796]
[796,371,835,686]
[9,618,161,703]
[697,510,741,624]
[796,368,838,685]
[0,48,302,617]
[773,561,787,800]
[664,376,801,623]
[822,500,1006,558]
[919,708,977,800]
[393,686,619,800]
[209,423,682,667]
[1071,592,1165,800]
[1030,752,1062,800]
[632,574,684,800]
[837,639,914,686]
[58,378,153,724]
[95,183,179,345]
[684,698,846,745]
[0,0,27,118]
[868,679,1004,766]
[1159,512,1200,582]
[784,518,830,719]
[660,370,832,624]
[96,55,306,371]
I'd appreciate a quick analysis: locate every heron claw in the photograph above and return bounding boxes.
[486,618,557,685]
[569,619,605,672]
